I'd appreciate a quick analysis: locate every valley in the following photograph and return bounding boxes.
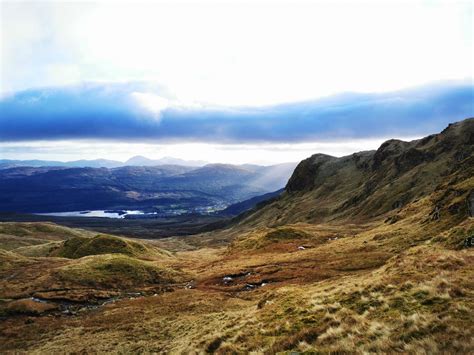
[0,118,473,353]
[0,163,296,215]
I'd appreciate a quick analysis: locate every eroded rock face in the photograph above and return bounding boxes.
[372,139,410,170]
[467,191,474,217]
[394,148,434,172]
[286,154,335,192]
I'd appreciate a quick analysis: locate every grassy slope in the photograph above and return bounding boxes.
[0,222,92,251]
[0,225,183,304]
[1,182,472,353]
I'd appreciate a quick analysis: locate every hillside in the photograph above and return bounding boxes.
[234,117,474,229]
[219,188,283,216]
[0,118,473,353]
[0,224,183,305]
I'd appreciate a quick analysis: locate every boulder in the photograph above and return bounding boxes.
[467,191,474,217]
[463,236,474,248]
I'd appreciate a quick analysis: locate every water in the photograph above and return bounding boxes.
[35,203,228,219]
[36,210,148,219]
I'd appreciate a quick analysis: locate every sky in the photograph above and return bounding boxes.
[0,0,473,164]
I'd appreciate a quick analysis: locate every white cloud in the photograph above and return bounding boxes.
[131,92,170,116]
[1,0,472,105]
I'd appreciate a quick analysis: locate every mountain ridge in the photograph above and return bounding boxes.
[0,156,208,169]
[231,117,474,229]
[124,155,207,167]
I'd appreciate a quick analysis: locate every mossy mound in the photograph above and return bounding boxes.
[55,254,184,288]
[52,234,166,259]
[264,228,313,241]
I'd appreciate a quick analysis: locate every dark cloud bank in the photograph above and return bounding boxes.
[1,81,472,143]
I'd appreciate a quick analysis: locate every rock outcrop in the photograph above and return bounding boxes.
[237,118,474,227]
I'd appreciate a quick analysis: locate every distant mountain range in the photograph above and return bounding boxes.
[0,162,297,213]
[0,156,208,169]
[124,156,207,167]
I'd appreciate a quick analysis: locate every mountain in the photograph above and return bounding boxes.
[125,155,207,167]
[0,156,209,169]
[0,156,206,169]
[0,158,123,169]
[234,117,474,229]
[0,163,296,213]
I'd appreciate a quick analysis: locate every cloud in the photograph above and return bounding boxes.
[1,1,472,105]
[0,81,473,143]
[130,92,170,117]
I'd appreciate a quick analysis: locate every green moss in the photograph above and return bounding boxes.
[389,297,409,312]
[231,227,315,251]
[56,254,183,288]
[54,234,161,259]
[412,290,429,301]
[439,225,474,250]
[14,241,61,257]
[338,290,385,314]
